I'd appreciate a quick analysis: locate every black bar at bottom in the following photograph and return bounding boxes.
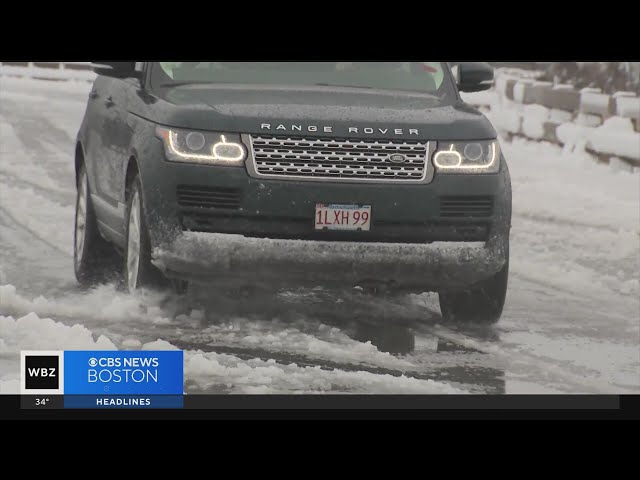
[13,394,621,410]
[182,395,620,409]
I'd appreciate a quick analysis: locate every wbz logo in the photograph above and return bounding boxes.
[21,351,64,394]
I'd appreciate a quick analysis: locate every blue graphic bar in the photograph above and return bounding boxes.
[64,351,183,395]
[64,395,184,409]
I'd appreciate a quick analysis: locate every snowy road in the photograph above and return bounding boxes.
[1,77,638,394]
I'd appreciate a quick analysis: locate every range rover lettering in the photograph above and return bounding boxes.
[74,62,511,324]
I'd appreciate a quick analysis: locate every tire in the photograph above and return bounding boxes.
[74,164,121,287]
[124,175,166,292]
[438,258,509,325]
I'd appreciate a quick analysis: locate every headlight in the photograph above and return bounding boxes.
[156,127,246,166]
[433,140,500,173]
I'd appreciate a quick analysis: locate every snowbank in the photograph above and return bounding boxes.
[184,350,466,394]
[0,312,116,394]
[0,308,465,395]
[463,70,640,167]
[587,117,640,160]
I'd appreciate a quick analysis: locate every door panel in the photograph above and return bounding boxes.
[83,76,114,204]
[101,78,134,209]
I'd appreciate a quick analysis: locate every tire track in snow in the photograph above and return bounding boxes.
[0,97,77,192]
[0,169,74,206]
[0,209,74,297]
[411,305,639,394]
[0,203,69,257]
[171,339,503,394]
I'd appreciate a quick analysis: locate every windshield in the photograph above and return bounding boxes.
[149,62,454,96]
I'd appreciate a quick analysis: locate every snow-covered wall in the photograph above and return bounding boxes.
[0,62,96,82]
[464,69,640,168]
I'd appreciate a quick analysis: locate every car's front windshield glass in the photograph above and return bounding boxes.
[149,62,454,96]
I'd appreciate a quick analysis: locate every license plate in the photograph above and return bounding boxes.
[314,203,371,231]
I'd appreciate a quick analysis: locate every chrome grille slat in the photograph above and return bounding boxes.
[250,135,429,182]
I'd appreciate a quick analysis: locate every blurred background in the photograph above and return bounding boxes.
[490,62,640,94]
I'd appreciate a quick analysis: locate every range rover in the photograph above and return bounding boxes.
[73,62,511,324]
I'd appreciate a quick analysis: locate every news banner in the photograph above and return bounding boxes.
[17,350,627,412]
[20,350,184,409]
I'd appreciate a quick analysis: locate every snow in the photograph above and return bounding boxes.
[153,233,498,291]
[0,312,116,352]
[502,138,639,300]
[494,75,510,97]
[0,312,116,393]
[0,284,175,326]
[183,349,466,394]
[157,232,489,265]
[491,106,522,135]
[549,108,573,124]
[459,90,497,108]
[610,157,636,174]
[587,116,640,161]
[142,339,180,351]
[513,81,532,104]
[615,95,640,119]
[580,91,612,117]
[184,317,415,370]
[0,309,464,394]
[556,122,594,147]
[575,113,603,127]
[521,104,549,139]
[122,339,143,349]
[0,64,95,83]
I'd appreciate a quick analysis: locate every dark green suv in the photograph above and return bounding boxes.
[73,62,511,324]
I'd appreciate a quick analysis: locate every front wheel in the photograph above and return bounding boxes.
[124,175,166,292]
[74,164,120,287]
[438,259,509,325]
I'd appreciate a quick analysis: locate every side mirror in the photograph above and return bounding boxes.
[92,62,140,79]
[457,62,494,92]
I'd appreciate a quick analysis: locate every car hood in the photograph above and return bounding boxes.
[135,84,496,141]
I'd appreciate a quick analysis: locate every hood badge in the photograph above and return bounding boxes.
[388,153,407,163]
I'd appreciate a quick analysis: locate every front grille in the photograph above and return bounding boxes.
[250,135,429,182]
[440,196,494,218]
[176,185,241,210]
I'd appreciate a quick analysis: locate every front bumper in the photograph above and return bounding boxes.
[152,232,507,292]
[140,138,511,291]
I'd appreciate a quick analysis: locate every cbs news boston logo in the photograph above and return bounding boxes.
[20,350,184,408]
